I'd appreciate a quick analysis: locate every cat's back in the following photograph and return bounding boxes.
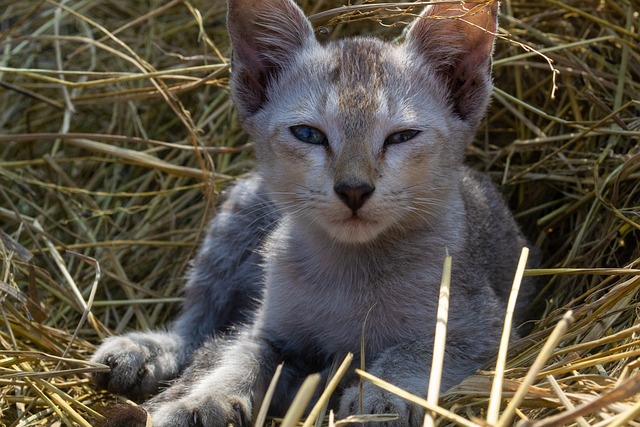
[459,167,539,323]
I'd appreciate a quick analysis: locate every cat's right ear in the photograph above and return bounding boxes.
[227,0,316,119]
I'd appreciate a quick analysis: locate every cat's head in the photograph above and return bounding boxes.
[227,0,498,244]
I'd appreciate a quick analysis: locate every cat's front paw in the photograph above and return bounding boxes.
[149,392,252,427]
[338,384,423,427]
[91,332,184,400]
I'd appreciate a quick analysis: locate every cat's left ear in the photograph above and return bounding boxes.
[405,1,499,125]
[227,0,316,120]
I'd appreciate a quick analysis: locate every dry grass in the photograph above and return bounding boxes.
[1,0,639,426]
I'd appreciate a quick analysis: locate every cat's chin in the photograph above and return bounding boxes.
[325,216,387,244]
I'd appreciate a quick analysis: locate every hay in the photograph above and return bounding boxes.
[0,0,639,425]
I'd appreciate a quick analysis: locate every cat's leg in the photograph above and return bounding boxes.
[103,333,330,427]
[135,336,228,408]
[91,330,187,401]
[100,337,230,427]
[338,341,432,427]
[144,331,280,427]
[91,177,278,400]
[338,335,496,427]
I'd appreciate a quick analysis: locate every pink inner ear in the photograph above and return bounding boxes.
[406,2,498,65]
[455,33,494,80]
[233,39,267,78]
[405,1,498,122]
[410,9,498,59]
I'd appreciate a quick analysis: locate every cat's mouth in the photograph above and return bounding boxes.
[339,213,380,229]
[345,213,369,223]
[329,214,385,243]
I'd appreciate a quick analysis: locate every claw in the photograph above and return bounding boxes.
[190,409,204,427]
[136,367,146,381]
[233,401,247,427]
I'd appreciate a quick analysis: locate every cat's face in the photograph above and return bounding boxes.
[228,0,497,244]
[246,38,465,243]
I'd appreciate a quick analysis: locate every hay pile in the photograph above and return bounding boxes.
[1,0,638,425]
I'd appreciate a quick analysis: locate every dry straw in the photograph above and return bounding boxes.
[1,0,639,426]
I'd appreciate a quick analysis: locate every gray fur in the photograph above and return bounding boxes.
[92,178,276,400]
[93,1,539,426]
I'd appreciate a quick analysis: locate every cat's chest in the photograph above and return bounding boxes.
[261,254,441,357]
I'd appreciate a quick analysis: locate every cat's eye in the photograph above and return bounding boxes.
[384,129,420,146]
[290,125,328,146]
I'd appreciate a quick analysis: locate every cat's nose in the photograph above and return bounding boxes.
[334,182,375,212]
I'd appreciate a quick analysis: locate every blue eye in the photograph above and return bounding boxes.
[385,129,420,146]
[290,125,328,145]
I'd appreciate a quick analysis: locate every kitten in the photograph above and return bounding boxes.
[93,0,538,426]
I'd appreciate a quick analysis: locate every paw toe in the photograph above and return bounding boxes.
[338,385,422,427]
[91,338,154,399]
[150,394,252,427]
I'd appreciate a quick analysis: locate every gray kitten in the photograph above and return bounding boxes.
[93,0,538,426]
